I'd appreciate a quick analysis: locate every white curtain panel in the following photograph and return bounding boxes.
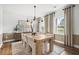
[44,12,55,34]
[64,5,74,47]
[49,12,55,34]
[44,15,49,33]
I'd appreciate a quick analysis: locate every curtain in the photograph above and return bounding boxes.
[49,12,55,34]
[64,5,74,47]
[44,13,55,53]
[44,12,55,33]
[44,15,49,33]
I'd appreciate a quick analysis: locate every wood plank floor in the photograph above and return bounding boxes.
[54,41,79,55]
[0,43,12,55]
[0,41,79,55]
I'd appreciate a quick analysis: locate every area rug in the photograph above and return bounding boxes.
[49,45,64,55]
[12,41,64,55]
[11,41,31,55]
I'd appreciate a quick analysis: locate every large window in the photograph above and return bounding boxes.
[56,16,64,34]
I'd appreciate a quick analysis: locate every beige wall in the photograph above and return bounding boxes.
[73,35,79,45]
[54,34,64,42]
[55,34,79,46]
[3,33,21,43]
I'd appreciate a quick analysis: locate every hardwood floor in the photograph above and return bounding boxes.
[63,47,79,55]
[0,43,12,55]
[0,41,79,55]
[54,41,79,55]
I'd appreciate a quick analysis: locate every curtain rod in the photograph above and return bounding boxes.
[44,12,55,17]
[62,5,75,10]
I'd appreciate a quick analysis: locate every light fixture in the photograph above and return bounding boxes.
[31,5,37,35]
[27,18,29,22]
[33,5,36,21]
[53,6,56,8]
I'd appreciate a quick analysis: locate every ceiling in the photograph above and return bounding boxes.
[2,4,67,20]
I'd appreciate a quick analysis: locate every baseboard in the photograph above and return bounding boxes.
[55,40,64,44]
[74,44,79,48]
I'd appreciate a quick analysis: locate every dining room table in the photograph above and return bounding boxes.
[21,33,54,55]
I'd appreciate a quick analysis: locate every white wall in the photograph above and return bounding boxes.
[73,5,79,35]
[0,5,3,48]
[2,4,79,34]
[3,5,18,33]
[2,4,66,33]
[0,5,3,34]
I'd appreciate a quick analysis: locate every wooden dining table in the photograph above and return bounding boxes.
[22,33,54,55]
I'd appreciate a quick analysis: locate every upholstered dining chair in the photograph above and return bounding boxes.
[21,33,27,48]
[21,33,31,53]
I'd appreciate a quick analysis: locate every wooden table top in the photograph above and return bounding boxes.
[22,33,54,41]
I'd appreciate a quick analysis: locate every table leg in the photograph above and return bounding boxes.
[36,40,43,55]
[32,45,36,55]
[49,38,53,52]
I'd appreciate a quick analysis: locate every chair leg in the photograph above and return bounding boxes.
[22,41,26,48]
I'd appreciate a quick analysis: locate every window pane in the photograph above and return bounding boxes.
[57,16,64,33]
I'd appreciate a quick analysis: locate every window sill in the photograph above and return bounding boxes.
[54,33,64,35]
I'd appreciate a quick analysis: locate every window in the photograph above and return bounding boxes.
[56,16,64,34]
